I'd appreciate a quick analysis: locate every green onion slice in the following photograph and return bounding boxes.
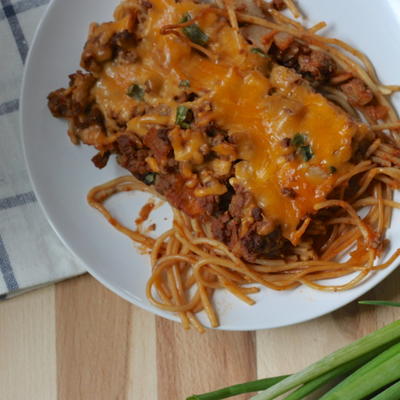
[250,47,268,58]
[181,13,209,47]
[179,79,191,88]
[144,172,156,185]
[176,105,193,129]
[127,84,144,101]
[291,133,307,147]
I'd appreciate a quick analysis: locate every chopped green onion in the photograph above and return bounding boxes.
[370,380,400,400]
[144,172,156,185]
[320,342,400,400]
[181,13,209,47]
[250,47,268,58]
[179,79,191,88]
[291,133,307,147]
[298,145,314,161]
[359,301,400,307]
[186,376,288,400]
[250,319,400,400]
[175,105,193,129]
[290,134,313,162]
[329,166,337,174]
[127,84,144,101]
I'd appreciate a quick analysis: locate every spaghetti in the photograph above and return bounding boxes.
[49,0,400,331]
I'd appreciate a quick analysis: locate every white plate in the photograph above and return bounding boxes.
[21,0,400,330]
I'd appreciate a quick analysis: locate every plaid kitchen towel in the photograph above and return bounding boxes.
[0,0,85,298]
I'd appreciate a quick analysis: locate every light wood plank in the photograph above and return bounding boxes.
[156,317,257,400]
[56,275,132,400]
[256,312,357,378]
[0,285,57,400]
[1,267,397,400]
[126,306,157,400]
[256,267,400,379]
[369,266,400,331]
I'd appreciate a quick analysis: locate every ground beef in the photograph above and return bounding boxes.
[210,213,231,243]
[228,191,248,218]
[112,30,138,64]
[116,135,151,178]
[155,173,216,217]
[70,72,96,109]
[48,73,96,119]
[240,229,266,261]
[269,39,310,70]
[240,226,284,261]
[143,127,172,163]
[340,78,373,107]
[91,151,111,169]
[198,195,219,216]
[252,207,263,221]
[211,215,241,253]
[48,88,72,118]
[273,32,294,52]
[209,184,285,260]
[111,29,136,49]
[298,50,336,82]
[75,106,105,130]
[48,72,104,146]
[269,42,337,84]
[362,104,388,122]
[48,72,96,118]
[81,16,136,73]
[226,218,240,248]
[204,121,229,141]
[125,149,150,177]
[228,187,255,218]
[271,42,300,68]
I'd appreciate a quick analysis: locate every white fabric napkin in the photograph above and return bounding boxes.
[0,0,85,298]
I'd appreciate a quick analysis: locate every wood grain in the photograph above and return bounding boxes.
[0,285,56,400]
[257,267,400,378]
[56,275,132,400]
[1,268,399,400]
[156,317,257,400]
[126,306,157,400]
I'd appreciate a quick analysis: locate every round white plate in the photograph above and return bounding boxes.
[21,0,400,330]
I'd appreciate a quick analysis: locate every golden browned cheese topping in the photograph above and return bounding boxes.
[93,0,365,243]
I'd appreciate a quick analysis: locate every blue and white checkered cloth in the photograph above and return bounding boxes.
[0,0,85,298]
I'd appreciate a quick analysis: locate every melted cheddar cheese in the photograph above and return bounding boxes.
[93,0,366,243]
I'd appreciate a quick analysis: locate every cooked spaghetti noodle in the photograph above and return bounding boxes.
[48,0,400,331]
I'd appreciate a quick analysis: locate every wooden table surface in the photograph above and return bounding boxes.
[0,269,399,400]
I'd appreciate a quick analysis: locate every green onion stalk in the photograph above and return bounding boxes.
[370,380,400,400]
[186,320,400,400]
[251,320,400,400]
[319,342,400,400]
[359,301,400,307]
[186,376,288,400]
